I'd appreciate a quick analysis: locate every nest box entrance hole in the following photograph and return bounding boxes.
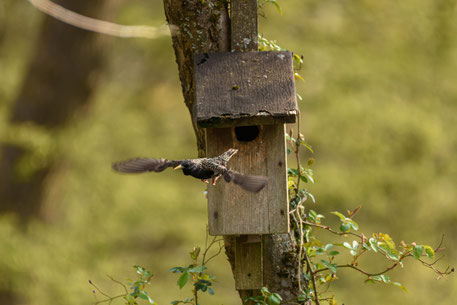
[234,125,260,142]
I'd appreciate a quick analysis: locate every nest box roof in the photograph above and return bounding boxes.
[193,51,298,128]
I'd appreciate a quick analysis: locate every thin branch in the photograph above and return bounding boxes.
[107,275,129,295]
[295,110,303,192]
[202,235,223,266]
[303,250,320,305]
[27,0,174,38]
[93,294,127,305]
[314,262,399,277]
[295,208,304,293]
[435,234,445,252]
[204,242,224,265]
[89,280,112,299]
[302,221,362,239]
[418,258,454,280]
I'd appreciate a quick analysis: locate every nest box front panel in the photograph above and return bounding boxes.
[194,51,297,128]
[207,124,289,235]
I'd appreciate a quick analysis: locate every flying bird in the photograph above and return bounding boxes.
[112,148,268,193]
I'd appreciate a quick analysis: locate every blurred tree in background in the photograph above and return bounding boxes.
[0,0,120,221]
[0,1,455,305]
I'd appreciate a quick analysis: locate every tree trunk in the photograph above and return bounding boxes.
[163,1,301,302]
[163,0,230,157]
[0,0,118,221]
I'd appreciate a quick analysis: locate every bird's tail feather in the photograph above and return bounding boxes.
[223,170,268,193]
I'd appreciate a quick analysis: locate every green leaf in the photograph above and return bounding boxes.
[392,281,408,292]
[413,245,423,259]
[378,243,399,260]
[169,267,186,273]
[307,158,315,166]
[302,142,314,153]
[371,275,382,282]
[308,192,316,203]
[348,219,359,231]
[378,233,396,250]
[339,223,351,232]
[380,274,390,283]
[303,171,314,183]
[329,250,340,256]
[287,178,295,189]
[352,240,359,249]
[424,245,435,259]
[343,242,352,249]
[309,209,317,219]
[138,291,155,304]
[369,238,379,252]
[331,211,346,221]
[188,266,207,273]
[288,168,299,176]
[323,243,333,251]
[124,294,136,305]
[208,287,214,295]
[320,259,337,273]
[271,0,283,15]
[267,293,282,305]
[178,272,190,289]
[260,286,270,295]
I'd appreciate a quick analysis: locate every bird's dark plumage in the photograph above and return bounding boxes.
[112,148,267,193]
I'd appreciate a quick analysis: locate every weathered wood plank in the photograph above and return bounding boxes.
[194,51,297,128]
[231,0,258,51]
[207,124,289,235]
[234,235,263,290]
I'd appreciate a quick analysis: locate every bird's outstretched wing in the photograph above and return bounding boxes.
[112,158,181,173]
[223,170,268,193]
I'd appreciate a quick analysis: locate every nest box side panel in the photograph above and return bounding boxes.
[207,124,289,235]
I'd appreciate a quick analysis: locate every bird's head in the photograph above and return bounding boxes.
[173,160,196,174]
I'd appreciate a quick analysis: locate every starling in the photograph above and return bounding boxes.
[112,148,268,193]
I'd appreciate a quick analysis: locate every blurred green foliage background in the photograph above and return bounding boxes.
[0,0,456,304]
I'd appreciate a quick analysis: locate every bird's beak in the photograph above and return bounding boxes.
[174,165,183,170]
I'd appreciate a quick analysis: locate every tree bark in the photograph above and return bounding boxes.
[163,0,230,157]
[0,0,118,220]
[163,1,301,303]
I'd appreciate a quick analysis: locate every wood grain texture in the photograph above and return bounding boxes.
[234,236,263,290]
[231,0,258,51]
[194,51,297,128]
[207,124,289,235]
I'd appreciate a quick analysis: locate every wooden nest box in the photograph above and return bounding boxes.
[194,51,297,236]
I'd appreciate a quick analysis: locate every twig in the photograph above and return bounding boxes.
[89,280,112,299]
[93,294,127,305]
[27,0,173,39]
[203,242,224,265]
[295,208,304,293]
[89,279,129,305]
[202,235,223,266]
[418,258,454,280]
[303,250,320,305]
[301,221,362,239]
[107,275,129,295]
[295,110,303,192]
[313,262,399,277]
